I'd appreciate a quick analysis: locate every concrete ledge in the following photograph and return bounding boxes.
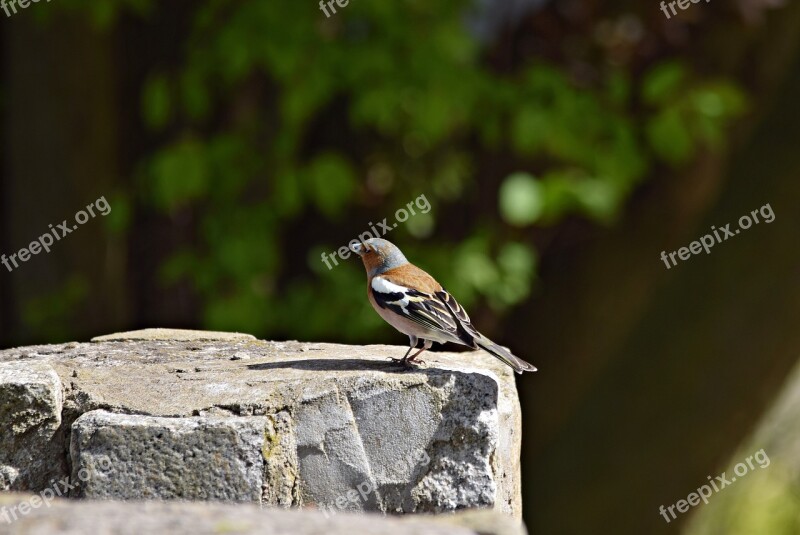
[0,329,523,518]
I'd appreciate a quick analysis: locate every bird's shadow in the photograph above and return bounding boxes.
[247,358,424,374]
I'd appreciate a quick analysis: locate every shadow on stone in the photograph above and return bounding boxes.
[247,358,417,373]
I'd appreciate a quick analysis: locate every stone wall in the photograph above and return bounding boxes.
[0,329,524,528]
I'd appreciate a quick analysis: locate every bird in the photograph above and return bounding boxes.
[349,238,537,374]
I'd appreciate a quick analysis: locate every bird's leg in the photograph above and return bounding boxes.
[402,340,432,366]
[389,336,418,365]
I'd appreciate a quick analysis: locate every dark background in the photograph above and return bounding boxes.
[1,0,799,533]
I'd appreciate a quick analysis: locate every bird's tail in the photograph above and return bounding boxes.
[475,338,537,374]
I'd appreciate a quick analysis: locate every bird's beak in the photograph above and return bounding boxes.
[350,242,365,256]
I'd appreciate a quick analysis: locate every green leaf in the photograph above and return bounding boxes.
[642,62,687,106]
[499,173,544,226]
[494,242,537,306]
[646,108,692,165]
[571,179,620,222]
[142,74,171,131]
[606,70,631,106]
[103,193,132,235]
[306,154,356,217]
[512,107,549,155]
[148,139,209,212]
[180,69,211,121]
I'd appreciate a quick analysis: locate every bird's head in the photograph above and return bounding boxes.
[350,238,408,277]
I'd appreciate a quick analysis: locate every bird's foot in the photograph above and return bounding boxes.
[388,356,425,368]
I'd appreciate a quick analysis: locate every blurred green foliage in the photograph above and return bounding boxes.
[685,365,800,535]
[47,0,745,343]
[22,275,89,341]
[687,467,800,535]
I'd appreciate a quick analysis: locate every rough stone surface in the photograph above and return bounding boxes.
[91,328,256,342]
[0,329,523,518]
[69,411,268,501]
[0,361,66,491]
[0,494,527,535]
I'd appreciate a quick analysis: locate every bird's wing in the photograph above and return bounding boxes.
[435,286,537,373]
[370,275,476,345]
[434,288,481,340]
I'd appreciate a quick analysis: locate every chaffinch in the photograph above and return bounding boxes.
[350,238,537,374]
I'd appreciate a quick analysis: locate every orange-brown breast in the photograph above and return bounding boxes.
[380,263,442,294]
[361,251,384,275]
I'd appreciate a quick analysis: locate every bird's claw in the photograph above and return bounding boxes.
[388,357,425,368]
